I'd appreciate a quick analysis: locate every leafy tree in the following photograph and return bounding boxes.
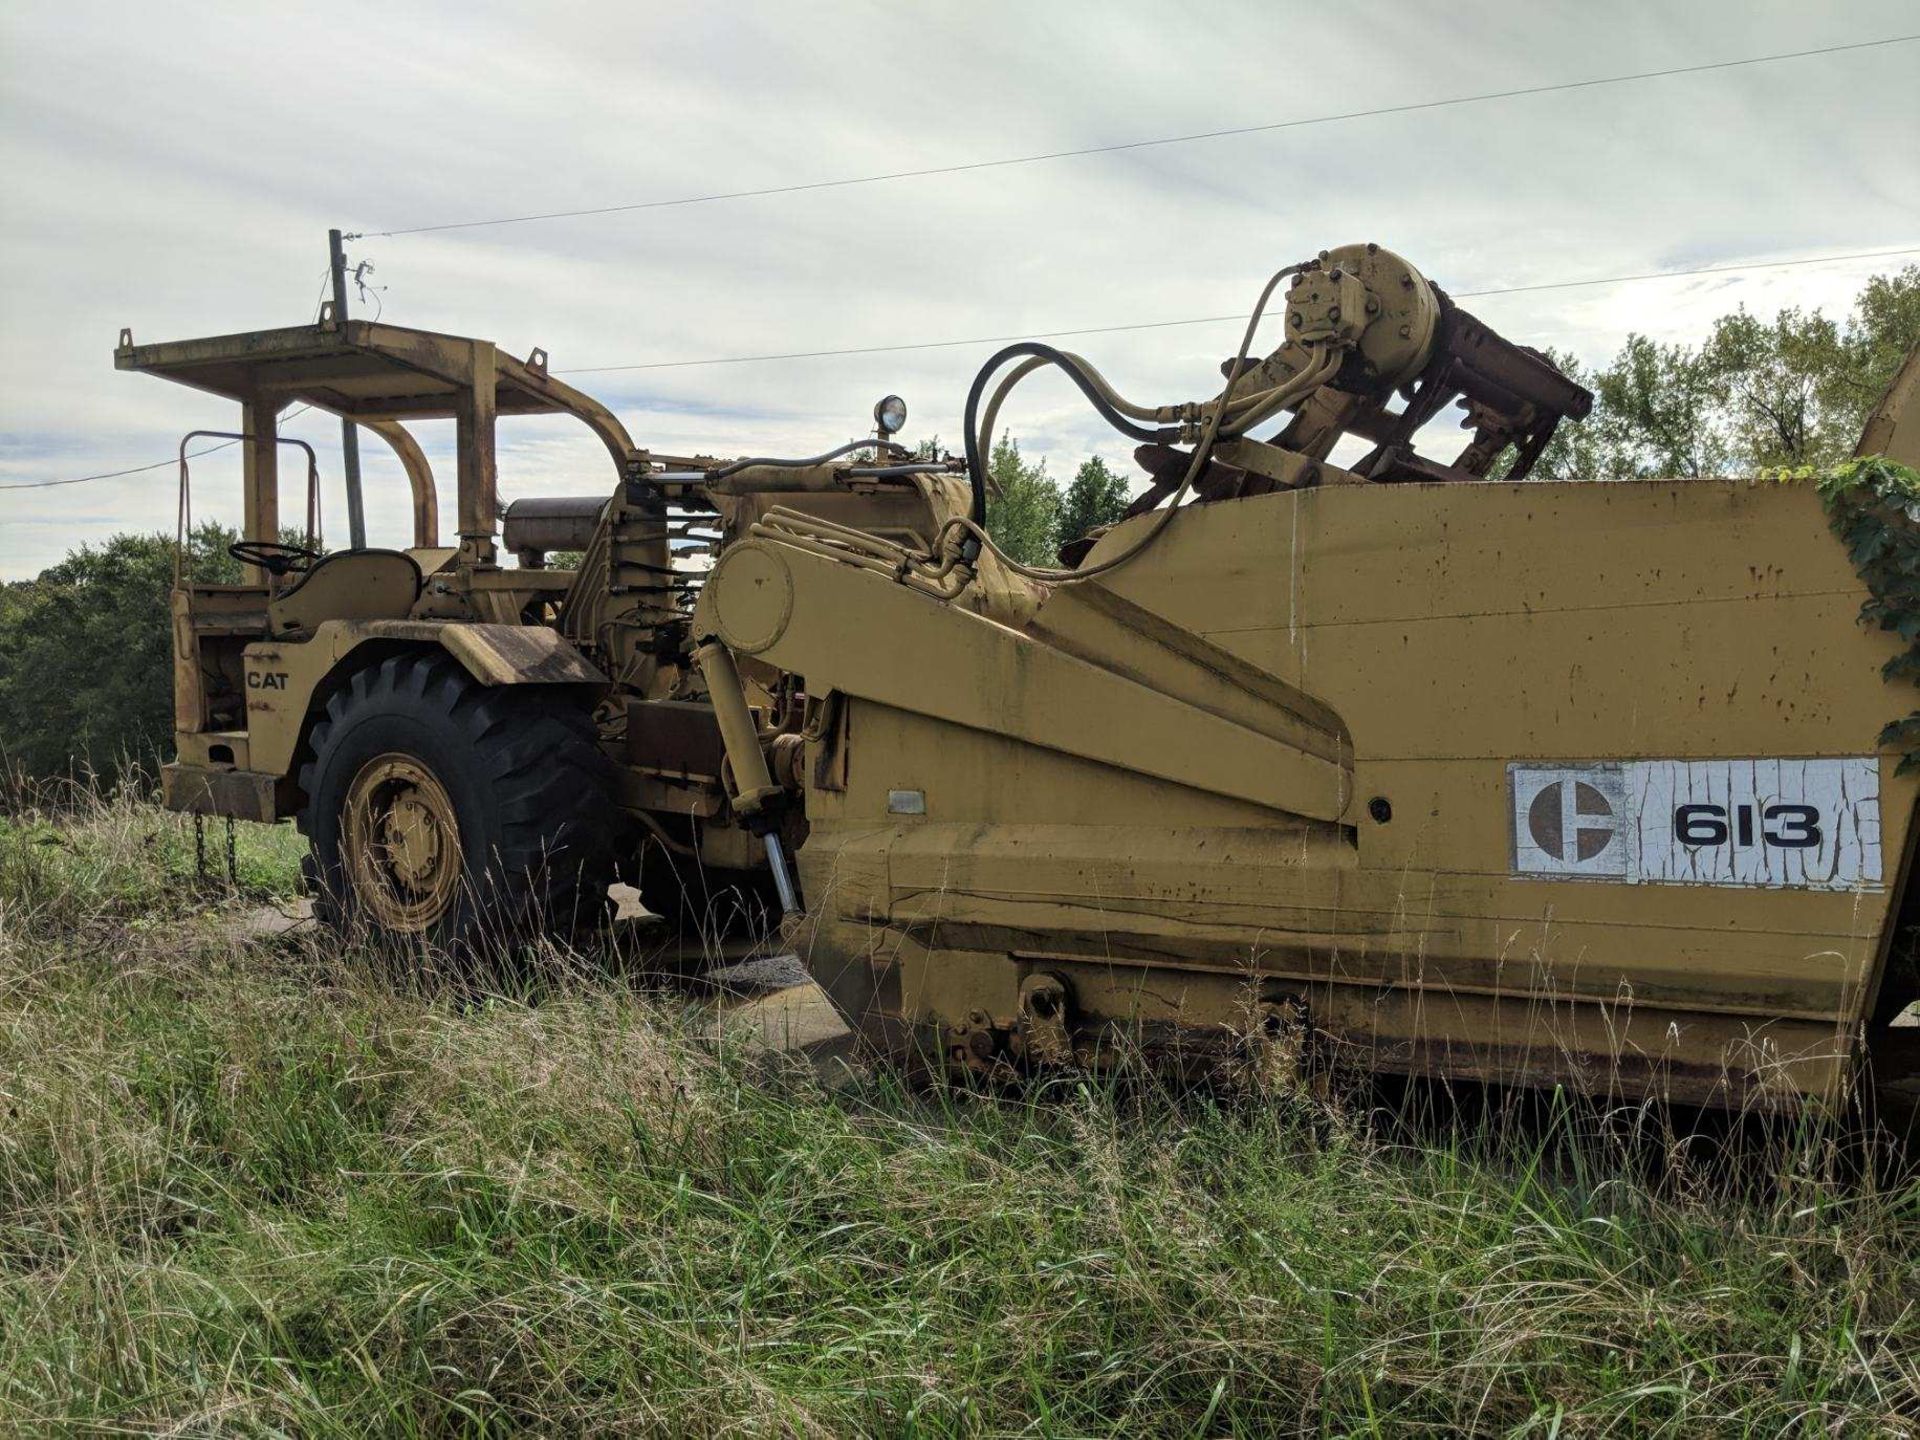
[983,435,1062,566]
[1529,265,1919,481]
[1058,455,1131,545]
[0,523,259,783]
[1850,267,1920,408]
[1699,306,1845,469]
[1589,334,1736,479]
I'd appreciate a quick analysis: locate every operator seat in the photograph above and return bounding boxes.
[267,550,423,637]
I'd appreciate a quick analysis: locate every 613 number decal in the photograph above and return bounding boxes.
[1510,757,1879,890]
[1673,802,1821,850]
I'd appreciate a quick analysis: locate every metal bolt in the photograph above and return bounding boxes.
[1365,297,1379,314]
[1329,267,1344,281]
[1291,313,1303,328]
[1327,306,1340,323]
[1399,323,1412,338]
[1366,241,1379,254]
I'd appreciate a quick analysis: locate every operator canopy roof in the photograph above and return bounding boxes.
[115,319,634,444]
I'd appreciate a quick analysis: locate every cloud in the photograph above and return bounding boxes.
[1,0,1916,574]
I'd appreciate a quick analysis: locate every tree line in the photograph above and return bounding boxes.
[0,524,260,783]
[1531,266,1918,480]
[2,265,1915,782]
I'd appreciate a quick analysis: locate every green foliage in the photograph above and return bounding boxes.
[1058,455,1132,545]
[1853,268,1920,397]
[0,523,319,782]
[1,798,1916,1433]
[984,441,1135,566]
[1700,304,1847,468]
[0,525,232,782]
[0,786,305,925]
[1530,265,1920,480]
[982,434,1062,566]
[1599,333,1739,477]
[1810,454,1920,773]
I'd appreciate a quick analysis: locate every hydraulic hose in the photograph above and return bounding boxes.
[962,342,1181,524]
[951,259,1319,583]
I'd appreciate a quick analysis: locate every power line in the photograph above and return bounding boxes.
[557,246,1920,375]
[9,245,1914,492]
[346,35,1919,240]
[0,406,313,491]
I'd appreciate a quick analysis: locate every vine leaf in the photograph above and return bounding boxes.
[1817,455,1920,772]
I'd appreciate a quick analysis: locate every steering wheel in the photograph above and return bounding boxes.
[228,539,320,578]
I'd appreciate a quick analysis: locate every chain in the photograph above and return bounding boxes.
[188,812,240,890]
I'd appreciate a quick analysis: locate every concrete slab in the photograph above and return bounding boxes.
[707,951,812,998]
[233,898,312,938]
[722,974,853,1054]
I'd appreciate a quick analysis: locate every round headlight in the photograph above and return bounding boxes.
[874,394,907,435]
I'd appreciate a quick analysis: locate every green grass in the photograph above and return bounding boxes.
[1,793,1917,1435]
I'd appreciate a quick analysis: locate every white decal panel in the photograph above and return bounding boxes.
[1508,758,1881,891]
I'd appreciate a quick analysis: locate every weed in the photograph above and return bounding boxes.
[1,792,1915,1435]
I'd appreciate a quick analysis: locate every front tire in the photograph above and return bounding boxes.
[298,652,618,953]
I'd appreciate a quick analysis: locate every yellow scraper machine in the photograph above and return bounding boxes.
[117,243,1920,1118]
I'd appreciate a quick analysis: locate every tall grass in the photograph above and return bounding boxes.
[1,788,1916,1435]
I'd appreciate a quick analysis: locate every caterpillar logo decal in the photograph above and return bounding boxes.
[246,671,289,691]
[1509,758,1881,891]
[1526,778,1617,864]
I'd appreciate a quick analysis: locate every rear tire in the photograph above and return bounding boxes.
[298,652,618,954]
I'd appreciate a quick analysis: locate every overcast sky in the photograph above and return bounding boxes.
[1,0,1916,578]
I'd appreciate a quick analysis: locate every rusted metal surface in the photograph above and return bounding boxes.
[238,402,279,581]
[422,622,609,687]
[1859,344,1920,465]
[161,763,277,823]
[742,461,1920,1108]
[341,751,464,933]
[118,319,647,570]
[120,251,1920,1112]
[503,496,607,564]
[626,699,727,780]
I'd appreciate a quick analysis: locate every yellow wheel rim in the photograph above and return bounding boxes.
[341,753,463,933]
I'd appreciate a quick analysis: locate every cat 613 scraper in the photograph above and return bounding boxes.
[121,244,1920,1116]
